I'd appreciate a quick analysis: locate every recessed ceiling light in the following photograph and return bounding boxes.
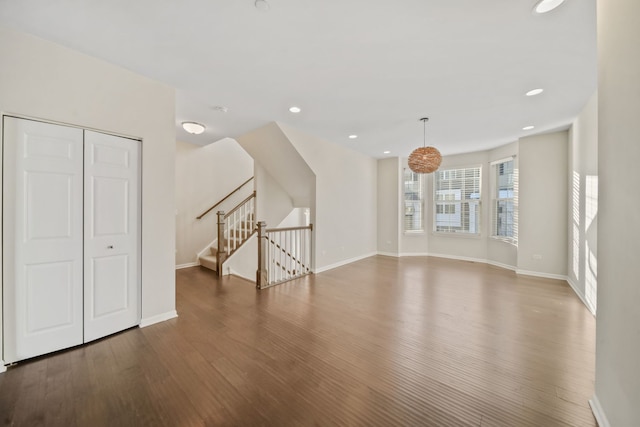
[289,106,301,113]
[383,151,391,154]
[182,122,205,134]
[523,125,535,131]
[254,0,270,11]
[348,135,358,140]
[533,0,565,14]
[526,88,544,96]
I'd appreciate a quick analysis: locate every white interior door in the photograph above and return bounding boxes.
[83,130,140,342]
[2,117,84,363]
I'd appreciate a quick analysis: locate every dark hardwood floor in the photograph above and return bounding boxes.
[0,256,596,426]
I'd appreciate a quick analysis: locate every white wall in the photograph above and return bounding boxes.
[593,0,640,424]
[567,93,598,315]
[174,138,253,266]
[237,122,315,207]
[224,234,258,282]
[0,25,177,361]
[377,158,401,256]
[279,123,378,271]
[254,163,296,229]
[278,208,310,228]
[517,131,568,277]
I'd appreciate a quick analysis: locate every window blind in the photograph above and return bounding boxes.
[492,158,517,243]
[403,168,424,232]
[434,166,481,234]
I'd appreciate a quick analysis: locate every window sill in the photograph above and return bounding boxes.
[489,236,518,246]
[404,230,425,236]
[432,231,482,239]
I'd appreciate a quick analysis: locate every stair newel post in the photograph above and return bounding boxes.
[257,221,268,289]
[217,211,227,277]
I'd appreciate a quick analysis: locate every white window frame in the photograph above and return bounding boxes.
[490,156,517,244]
[403,168,425,233]
[433,165,482,235]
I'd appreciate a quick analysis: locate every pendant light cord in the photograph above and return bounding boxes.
[421,117,429,148]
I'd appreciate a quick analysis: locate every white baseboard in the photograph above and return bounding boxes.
[197,238,218,260]
[515,269,568,281]
[567,277,596,315]
[0,361,6,373]
[229,268,256,283]
[139,310,178,328]
[379,251,518,272]
[377,251,400,258]
[427,252,487,264]
[398,252,431,257]
[589,395,611,427]
[315,252,377,274]
[428,253,517,271]
[485,259,517,271]
[176,262,199,270]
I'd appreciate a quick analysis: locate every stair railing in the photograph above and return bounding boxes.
[216,191,257,276]
[257,221,313,289]
[197,177,254,220]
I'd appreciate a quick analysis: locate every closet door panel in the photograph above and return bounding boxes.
[3,117,84,363]
[83,130,140,342]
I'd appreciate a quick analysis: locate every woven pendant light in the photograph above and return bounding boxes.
[408,118,442,174]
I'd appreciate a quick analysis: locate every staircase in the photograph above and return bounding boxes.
[194,174,313,287]
[198,191,257,275]
[195,177,256,276]
[199,213,255,273]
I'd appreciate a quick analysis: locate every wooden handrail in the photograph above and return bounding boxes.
[224,191,257,219]
[196,177,254,220]
[265,224,313,233]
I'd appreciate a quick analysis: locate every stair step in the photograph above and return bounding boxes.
[199,254,217,272]
[209,246,218,256]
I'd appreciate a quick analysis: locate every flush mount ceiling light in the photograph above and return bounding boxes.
[383,151,391,154]
[254,0,270,11]
[348,134,358,140]
[533,0,566,14]
[523,125,535,130]
[408,118,442,174]
[289,106,301,113]
[182,121,205,134]
[526,88,544,96]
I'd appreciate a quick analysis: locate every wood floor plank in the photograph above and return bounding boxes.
[0,255,596,426]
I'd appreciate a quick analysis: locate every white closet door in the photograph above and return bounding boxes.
[83,130,140,342]
[2,117,84,363]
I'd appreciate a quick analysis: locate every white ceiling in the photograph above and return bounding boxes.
[0,0,596,158]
